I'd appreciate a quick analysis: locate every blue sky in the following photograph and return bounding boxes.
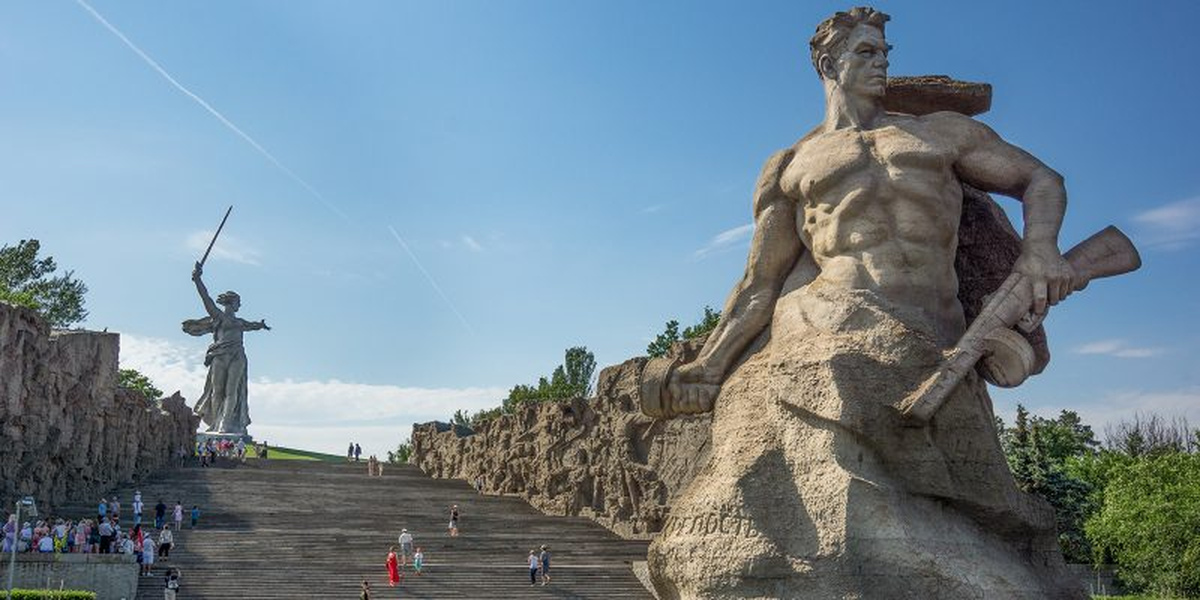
[2,1,1196,455]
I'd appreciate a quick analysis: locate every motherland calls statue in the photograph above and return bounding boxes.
[182,262,269,436]
[639,7,1140,599]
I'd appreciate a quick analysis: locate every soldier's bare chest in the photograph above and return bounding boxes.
[780,122,954,201]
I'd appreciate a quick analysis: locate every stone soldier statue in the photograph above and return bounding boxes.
[641,7,1138,599]
[183,262,270,435]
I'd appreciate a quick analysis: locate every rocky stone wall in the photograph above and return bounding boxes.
[412,341,710,539]
[0,301,200,512]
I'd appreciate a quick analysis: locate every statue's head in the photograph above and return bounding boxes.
[216,291,241,312]
[810,7,891,97]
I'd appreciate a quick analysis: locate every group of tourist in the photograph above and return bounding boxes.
[365,454,384,476]
[347,441,363,462]
[2,489,200,600]
[528,544,551,586]
[361,506,551,597]
[1,493,200,580]
[198,437,247,465]
[384,528,426,586]
[362,534,425,598]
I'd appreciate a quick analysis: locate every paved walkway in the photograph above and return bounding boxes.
[60,458,651,599]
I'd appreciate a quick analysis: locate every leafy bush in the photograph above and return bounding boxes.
[1086,453,1200,598]
[118,367,163,401]
[646,320,680,358]
[647,306,720,358]
[467,406,503,427]
[9,590,97,600]
[682,306,721,340]
[499,346,595,411]
[387,441,412,464]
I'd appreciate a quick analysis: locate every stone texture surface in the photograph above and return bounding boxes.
[884,75,993,116]
[646,286,1083,599]
[957,185,1051,374]
[413,339,712,540]
[0,301,200,512]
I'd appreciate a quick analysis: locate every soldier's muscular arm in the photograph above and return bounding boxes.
[668,149,803,413]
[939,112,1074,314]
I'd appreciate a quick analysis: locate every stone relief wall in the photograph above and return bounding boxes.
[412,341,711,539]
[0,301,200,511]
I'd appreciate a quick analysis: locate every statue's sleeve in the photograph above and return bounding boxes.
[955,184,1051,374]
[181,316,215,337]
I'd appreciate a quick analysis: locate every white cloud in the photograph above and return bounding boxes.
[1075,339,1123,354]
[641,204,665,214]
[461,235,483,252]
[1133,197,1200,250]
[694,223,754,259]
[119,334,505,456]
[994,386,1200,438]
[185,230,262,266]
[1073,388,1200,434]
[1073,338,1163,358]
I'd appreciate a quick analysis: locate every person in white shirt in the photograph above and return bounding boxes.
[398,529,414,564]
[141,535,157,576]
[132,493,145,526]
[159,525,174,559]
[528,550,540,586]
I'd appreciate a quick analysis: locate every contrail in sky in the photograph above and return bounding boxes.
[73,0,349,222]
[388,226,475,334]
[76,0,474,332]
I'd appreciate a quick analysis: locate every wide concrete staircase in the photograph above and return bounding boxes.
[61,459,651,599]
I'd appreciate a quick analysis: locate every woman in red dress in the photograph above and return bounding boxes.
[386,546,402,586]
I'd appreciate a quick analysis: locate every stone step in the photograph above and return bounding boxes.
[58,459,650,599]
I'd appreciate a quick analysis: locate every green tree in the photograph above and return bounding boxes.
[451,409,471,427]
[682,306,721,340]
[0,239,88,328]
[1003,404,1038,487]
[387,440,413,464]
[1086,453,1200,597]
[647,319,680,358]
[469,406,503,426]
[1037,410,1099,463]
[118,368,163,402]
[563,346,596,397]
[999,405,1101,563]
[500,346,597,411]
[1064,450,1134,529]
[647,307,722,358]
[502,383,540,413]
